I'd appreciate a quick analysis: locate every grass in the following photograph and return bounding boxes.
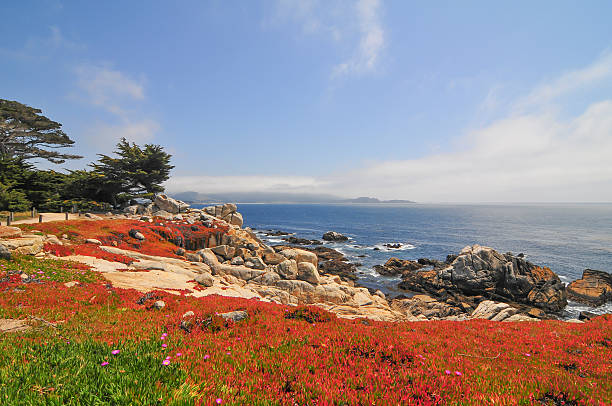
[0,334,197,405]
[0,256,101,284]
[1,255,610,405]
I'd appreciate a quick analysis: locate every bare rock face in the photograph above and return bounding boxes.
[297,262,321,285]
[278,248,318,267]
[203,203,243,227]
[0,226,22,239]
[275,259,298,280]
[392,295,464,320]
[0,243,10,260]
[153,194,189,214]
[374,257,423,276]
[0,235,44,256]
[399,245,567,312]
[567,269,612,307]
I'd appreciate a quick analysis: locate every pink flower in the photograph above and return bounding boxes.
[101,362,109,366]
[162,344,167,348]
[176,352,182,357]
[111,349,120,355]
[162,359,171,366]
[165,356,171,360]
[445,370,451,375]
[204,354,210,360]
[215,399,222,404]
[455,371,462,376]
[524,353,531,357]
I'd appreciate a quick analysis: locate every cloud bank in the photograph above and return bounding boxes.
[169,52,612,202]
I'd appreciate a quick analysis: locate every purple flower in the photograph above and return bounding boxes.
[111,349,120,355]
[524,353,531,357]
[176,352,182,357]
[455,371,462,376]
[215,399,222,404]
[445,370,451,375]
[101,362,109,366]
[162,359,171,366]
[162,344,167,348]
[204,354,210,360]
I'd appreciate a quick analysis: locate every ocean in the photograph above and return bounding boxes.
[195,203,612,318]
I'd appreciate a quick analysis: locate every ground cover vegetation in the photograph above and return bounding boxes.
[0,253,610,405]
[0,99,173,212]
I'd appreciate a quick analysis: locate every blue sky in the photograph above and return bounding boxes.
[1,1,612,202]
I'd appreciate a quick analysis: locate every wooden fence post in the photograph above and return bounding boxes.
[39,215,43,223]
[65,212,69,220]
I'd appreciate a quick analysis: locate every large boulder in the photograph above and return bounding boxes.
[275,259,298,280]
[153,194,189,214]
[203,203,243,227]
[374,257,423,276]
[297,262,321,285]
[399,245,567,312]
[567,269,612,307]
[0,243,10,260]
[279,248,318,267]
[0,235,44,256]
[0,226,22,239]
[322,231,348,242]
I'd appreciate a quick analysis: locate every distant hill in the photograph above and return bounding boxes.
[170,192,415,204]
[341,197,415,204]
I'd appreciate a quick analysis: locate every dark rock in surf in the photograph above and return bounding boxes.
[322,231,349,242]
[399,245,567,312]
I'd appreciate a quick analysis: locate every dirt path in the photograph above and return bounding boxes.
[11,213,90,225]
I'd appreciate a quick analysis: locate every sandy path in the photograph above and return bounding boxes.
[11,213,95,225]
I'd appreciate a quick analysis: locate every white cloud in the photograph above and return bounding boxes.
[73,64,159,147]
[75,64,145,115]
[270,0,385,77]
[333,0,384,76]
[516,51,612,111]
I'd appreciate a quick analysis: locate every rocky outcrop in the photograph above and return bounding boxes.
[374,257,423,276]
[399,245,567,312]
[567,269,612,307]
[153,194,189,214]
[0,243,10,260]
[297,262,321,284]
[203,203,243,227]
[0,235,44,256]
[0,226,22,239]
[322,231,348,242]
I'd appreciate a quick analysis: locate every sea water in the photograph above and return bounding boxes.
[195,203,612,318]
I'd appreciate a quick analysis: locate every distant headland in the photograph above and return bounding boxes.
[170,192,415,205]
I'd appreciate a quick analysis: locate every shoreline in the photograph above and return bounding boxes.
[2,197,609,323]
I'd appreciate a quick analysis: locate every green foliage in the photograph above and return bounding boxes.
[91,138,174,206]
[0,336,197,405]
[0,99,174,211]
[0,99,82,164]
[0,255,101,284]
